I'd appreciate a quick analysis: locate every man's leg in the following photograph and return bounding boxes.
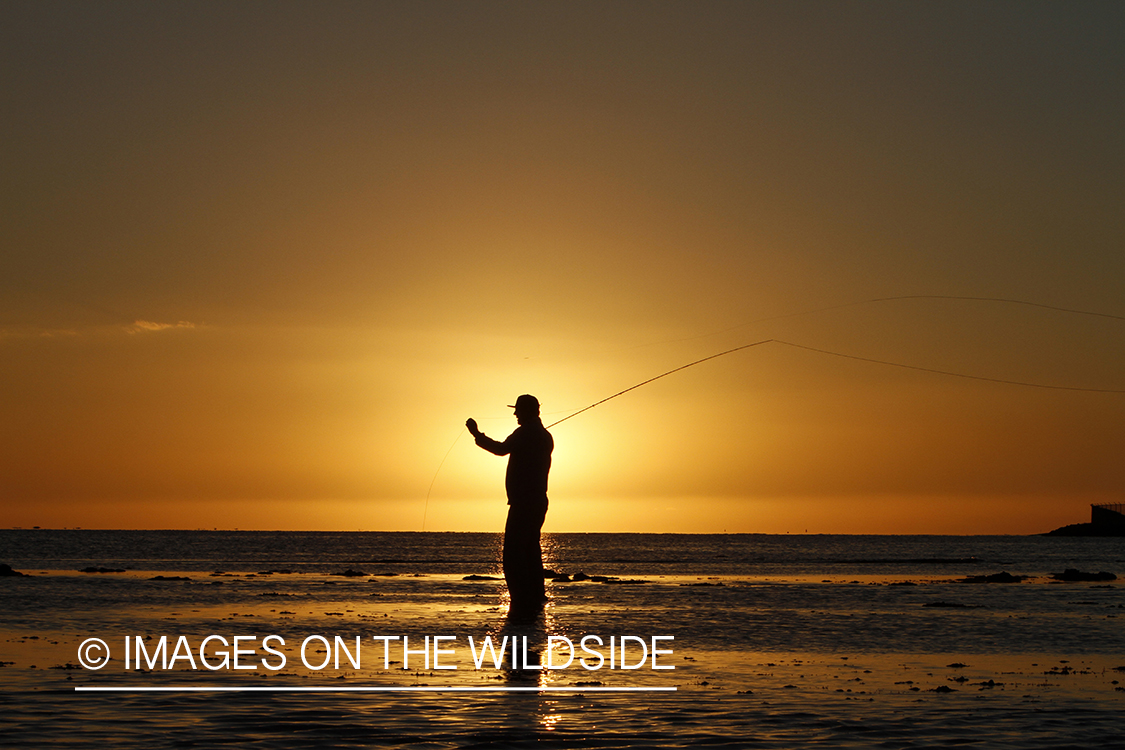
[503,499,548,616]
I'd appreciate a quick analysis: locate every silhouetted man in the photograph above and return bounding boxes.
[466,394,553,619]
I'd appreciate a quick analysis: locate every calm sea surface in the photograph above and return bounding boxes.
[2,531,1123,748]
[5,528,1125,576]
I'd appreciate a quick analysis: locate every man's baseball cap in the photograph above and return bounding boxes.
[507,394,540,413]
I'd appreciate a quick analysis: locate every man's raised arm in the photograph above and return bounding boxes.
[466,418,509,455]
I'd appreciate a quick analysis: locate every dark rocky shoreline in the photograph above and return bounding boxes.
[1043,522,1125,537]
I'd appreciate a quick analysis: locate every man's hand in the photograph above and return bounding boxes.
[465,418,481,438]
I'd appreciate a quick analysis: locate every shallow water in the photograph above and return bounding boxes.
[1,531,1123,747]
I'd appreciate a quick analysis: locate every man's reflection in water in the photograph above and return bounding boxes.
[494,611,550,685]
[485,614,569,739]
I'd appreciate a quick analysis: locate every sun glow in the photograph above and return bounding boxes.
[3,3,1122,535]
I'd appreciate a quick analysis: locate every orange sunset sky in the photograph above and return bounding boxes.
[3,2,1123,534]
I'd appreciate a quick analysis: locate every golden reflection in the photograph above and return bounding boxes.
[538,703,562,732]
[482,606,570,689]
[540,532,561,577]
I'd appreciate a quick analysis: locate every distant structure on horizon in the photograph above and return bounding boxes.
[1044,503,1125,537]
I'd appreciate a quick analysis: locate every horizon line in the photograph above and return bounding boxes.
[5,527,1044,536]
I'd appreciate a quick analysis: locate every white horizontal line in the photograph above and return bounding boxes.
[75,686,676,693]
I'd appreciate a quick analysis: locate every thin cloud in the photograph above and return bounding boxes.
[127,320,197,334]
[0,325,79,340]
[1,320,200,341]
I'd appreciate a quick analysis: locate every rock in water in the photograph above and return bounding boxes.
[1052,569,1117,582]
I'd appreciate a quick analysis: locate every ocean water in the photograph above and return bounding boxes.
[2,531,1124,748]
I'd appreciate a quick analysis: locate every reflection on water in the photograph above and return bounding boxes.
[491,609,551,686]
[540,534,561,577]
